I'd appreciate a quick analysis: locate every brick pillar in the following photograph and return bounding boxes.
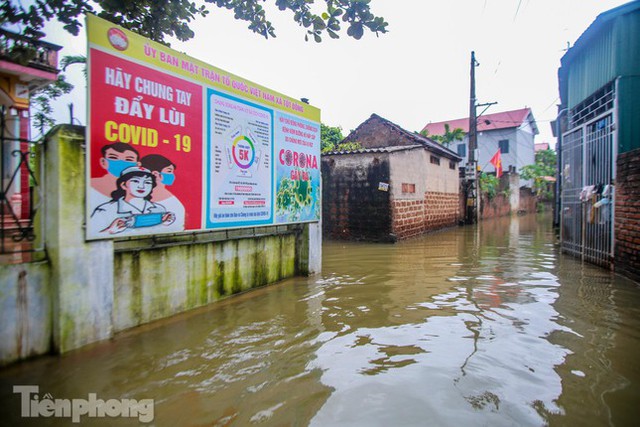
[615,149,640,282]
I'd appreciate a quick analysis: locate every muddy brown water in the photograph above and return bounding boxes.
[1,214,639,426]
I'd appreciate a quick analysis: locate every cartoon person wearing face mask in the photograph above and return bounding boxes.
[91,166,176,235]
[90,142,140,211]
[140,154,185,232]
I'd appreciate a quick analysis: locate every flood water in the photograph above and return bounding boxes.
[1,214,640,426]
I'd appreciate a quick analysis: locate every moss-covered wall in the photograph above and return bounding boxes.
[1,125,316,365]
[0,262,51,366]
[113,233,298,331]
[44,125,115,355]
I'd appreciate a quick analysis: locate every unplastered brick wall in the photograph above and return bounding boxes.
[424,191,460,231]
[392,199,426,239]
[615,149,640,282]
[392,192,460,239]
[480,193,511,219]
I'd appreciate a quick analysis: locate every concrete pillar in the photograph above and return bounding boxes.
[508,172,520,213]
[44,125,114,353]
[307,221,322,274]
[297,221,322,276]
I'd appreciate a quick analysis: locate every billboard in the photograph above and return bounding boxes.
[86,15,320,240]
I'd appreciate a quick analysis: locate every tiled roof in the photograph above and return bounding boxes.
[347,114,462,161]
[422,107,537,135]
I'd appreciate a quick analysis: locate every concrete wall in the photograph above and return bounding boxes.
[0,125,319,366]
[615,149,640,282]
[44,126,115,355]
[113,232,299,331]
[0,262,51,365]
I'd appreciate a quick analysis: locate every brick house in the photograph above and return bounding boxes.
[322,114,462,242]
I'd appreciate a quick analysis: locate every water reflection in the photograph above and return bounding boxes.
[1,214,639,426]
[311,216,571,426]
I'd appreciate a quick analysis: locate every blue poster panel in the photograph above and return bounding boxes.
[206,90,274,228]
[274,113,321,224]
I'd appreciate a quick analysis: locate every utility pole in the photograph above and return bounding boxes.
[465,51,480,224]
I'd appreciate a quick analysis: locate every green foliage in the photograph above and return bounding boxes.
[321,141,362,154]
[320,123,362,153]
[320,123,344,152]
[479,172,499,200]
[61,55,87,77]
[420,123,465,147]
[520,149,557,198]
[333,141,362,153]
[31,75,74,137]
[1,0,388,44]
[534,148,557,172]
[28,55,86,136]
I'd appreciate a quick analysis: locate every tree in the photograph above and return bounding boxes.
[320,123,344,152]
[420,124,465,147]
[27,55,87,137]
[319,123,362,153]
[61,55,88,77]
[520,148,557,198]
[1,0,388,44]
[479,172,499,200]
[31,75,74,137]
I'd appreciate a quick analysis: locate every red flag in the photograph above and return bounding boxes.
[490,149,503,178]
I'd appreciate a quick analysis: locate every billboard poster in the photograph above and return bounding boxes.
[275,113,321,224]
[206,90,273,228]
[86,15,320,240]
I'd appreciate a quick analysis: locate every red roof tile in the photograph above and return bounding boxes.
[422,107,535,135]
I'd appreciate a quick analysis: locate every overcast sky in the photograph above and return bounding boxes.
[42,0,632,146]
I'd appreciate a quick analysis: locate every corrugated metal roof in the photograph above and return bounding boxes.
[322,144,424,156]
[561,1,640,66]
[559,1,640,109]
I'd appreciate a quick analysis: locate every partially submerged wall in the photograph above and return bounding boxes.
[0,262,51,365]
[322,153,393,242]
[389,148,460,239]
[615,149,640,282]
[0,125,318,366]
[113,231,298,331]
[322,148,461,242]
[480,193,511,219]
[479,173,536,220]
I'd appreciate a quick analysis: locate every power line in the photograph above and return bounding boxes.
[514,0,524,21]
